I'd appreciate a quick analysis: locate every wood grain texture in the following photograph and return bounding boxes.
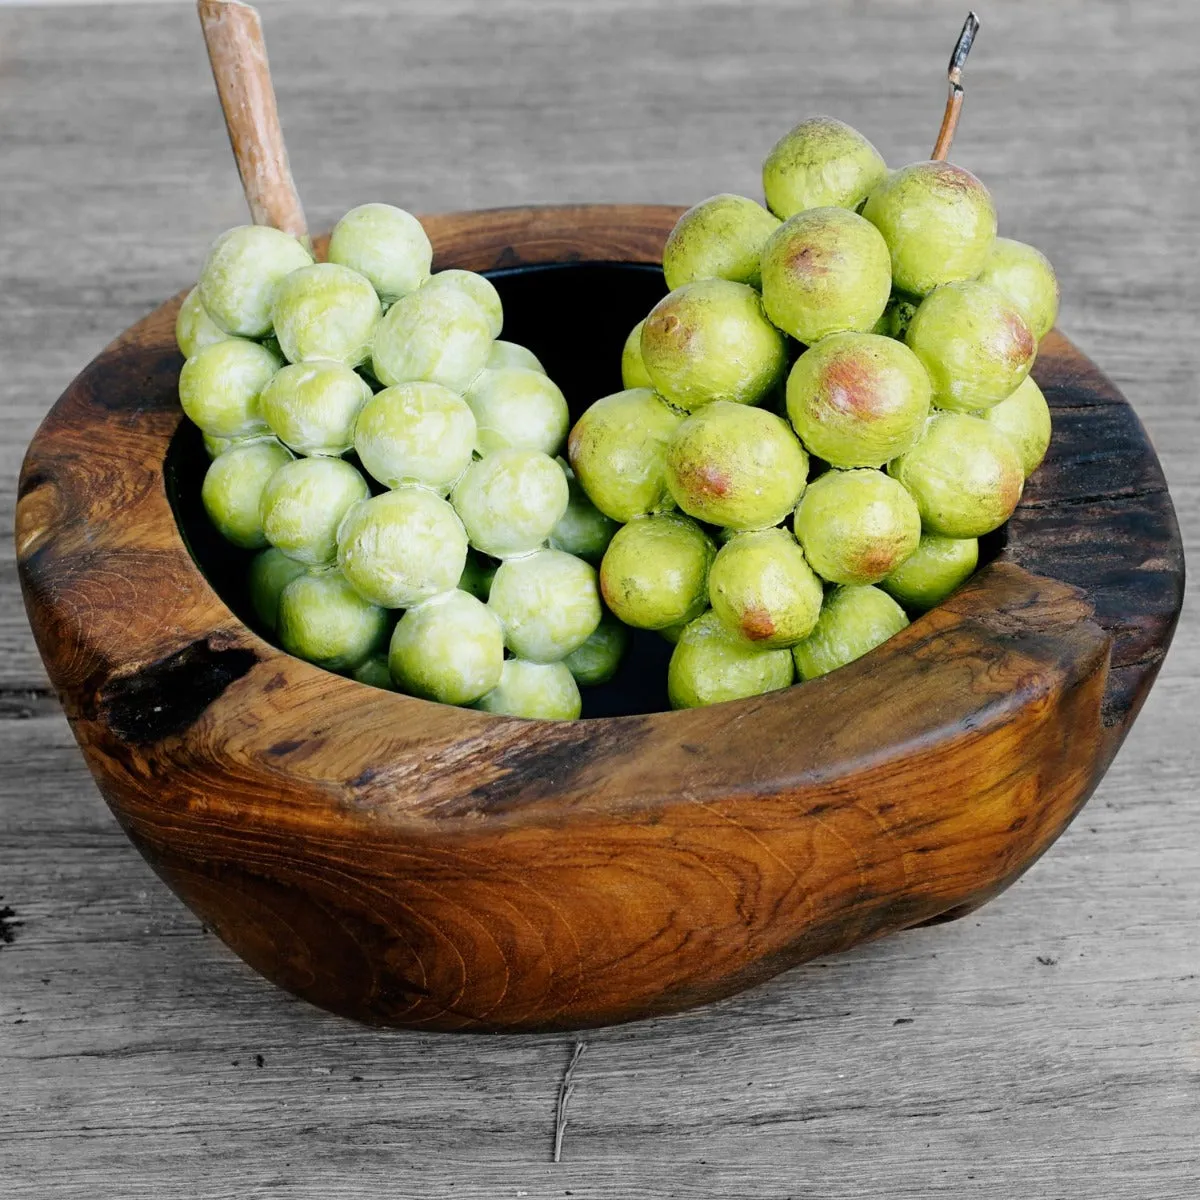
[1,0,1198,1195]
[15,205,1182,1031]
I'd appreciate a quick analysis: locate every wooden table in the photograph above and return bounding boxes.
[1,1,1196,1195]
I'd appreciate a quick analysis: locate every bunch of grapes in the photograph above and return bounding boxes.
[178,204,625,720]
[570,116,1058,709]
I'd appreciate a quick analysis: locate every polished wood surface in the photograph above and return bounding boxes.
[2,1,1198,1194]
[16,204,1181,1031]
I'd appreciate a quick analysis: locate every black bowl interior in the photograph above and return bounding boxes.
[167,262,677,718]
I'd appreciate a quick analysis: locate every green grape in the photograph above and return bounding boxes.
[487,340,546,374]
[475,658,582,720]
[549,460,620,563]
[198,224,314,338]
[977,237,1060,341]
[599,513,714,630]
[760,207,892,343]
[337,487,468,607]
[888,411,1024,538]
[201,438,293,549]
[178,338,280,438]
[621,319,653,390]
[203,432,232,459]
[259,361,373,457]
[668,611,794,709]
[793,468,921,585]
[659,620,692,645]
[762,116,888,219]
[421,269,503,339]
[450,449,569,558]
[260,456,370,565]
[708,528,824,647]
[488,548,601,662]
[862,161,997,297]
[977,375,1052,477]
[326,203,432,303]
[662,194,781,290]
[389,589,505,705]
[270,262,381,366]
[458,551,498,602]
[176,287,231,358]
[664,401,808,530]
[248,547,308,631]
[905,280,1036,411]
[567,388,682,522]
[352,654,395,691]
[641,278,787,411]
[786,332,931,468]
[277,567,388,671]
[871,293,920,340]
[563,613,629,686]
[792,585,909,680]
[881,533,978,612]
[464,367,569,455]
[371,285,493,392]
[354,382,476,493]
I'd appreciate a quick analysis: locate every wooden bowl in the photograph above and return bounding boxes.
[16,205,1184,1032]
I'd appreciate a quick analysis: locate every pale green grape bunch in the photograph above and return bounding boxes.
[389,590,505,705]
[488,548,602,663]
[176,287,231,359]
[198,225,314,338]
[421,270,504,339]
[181,206,601,714]
[475,659,582,721]
[271,262,381,367]
[260,457,370,565]
[353,382,477,493]
[337,487,468,608]
[277,567,388,671]
[201,439,293,549]
[179,338,280,438]
[464,367,569,456]
[327,203,432,303]
[372,285,493,392]
[259,361,373,457]
[450,449,569,559]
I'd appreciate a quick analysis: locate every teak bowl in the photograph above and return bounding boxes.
[17,205,1184,1032]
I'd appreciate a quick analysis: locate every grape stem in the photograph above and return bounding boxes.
[931,12,980,162]
[197,0,309,245]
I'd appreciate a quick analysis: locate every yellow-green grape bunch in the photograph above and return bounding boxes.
[562,110,1060,707]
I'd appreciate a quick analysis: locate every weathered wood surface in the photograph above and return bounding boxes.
[1,0,1197,1194]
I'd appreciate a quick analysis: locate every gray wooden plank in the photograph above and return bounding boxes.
[1,0,1198,1196]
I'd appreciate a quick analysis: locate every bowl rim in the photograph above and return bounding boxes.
[16,203,1184,820]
